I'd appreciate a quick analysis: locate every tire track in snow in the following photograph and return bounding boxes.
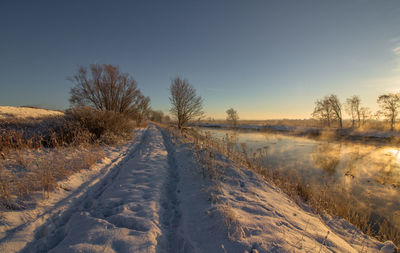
[81,128,150,211]
[158,127,194,253]
[18,127,150,252]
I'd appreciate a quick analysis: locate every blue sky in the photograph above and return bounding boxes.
[1,0,399,119]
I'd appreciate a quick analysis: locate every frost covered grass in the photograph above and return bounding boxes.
[0,145,104,210]
[0,106,136,154]
[218,203,245,240]
[0,107,138,211]
[171,126,400,247]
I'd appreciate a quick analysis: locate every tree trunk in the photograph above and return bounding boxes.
[391,117,395,131]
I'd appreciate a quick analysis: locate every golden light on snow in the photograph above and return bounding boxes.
[0,106,63,119]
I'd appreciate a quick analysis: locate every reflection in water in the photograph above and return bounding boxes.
[374,148,400,187]
[311,143,341,176]
[388,148,400,161]
[225,131,239,145]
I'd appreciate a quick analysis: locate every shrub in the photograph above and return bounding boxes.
[67,106,135,144]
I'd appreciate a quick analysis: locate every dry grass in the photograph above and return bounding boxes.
[0,146,104,209]
[218,203,245,240]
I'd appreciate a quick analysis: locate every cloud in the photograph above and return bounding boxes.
[393,46,400,56]
[391,42,400,72]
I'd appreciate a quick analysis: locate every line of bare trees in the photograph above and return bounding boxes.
[149,110,170,124]
[313,93,400,131]
[69,64,399,132]
[70,67,204,130]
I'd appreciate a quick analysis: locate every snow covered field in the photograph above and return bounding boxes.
[0,106,63,119]
[0,124,396,252]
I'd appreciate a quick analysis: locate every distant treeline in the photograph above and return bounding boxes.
[312,93,399,131]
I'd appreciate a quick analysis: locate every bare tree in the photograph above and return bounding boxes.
[130,95,151,126]
[69,64,142,113]
[163,115,171,124]
[377,93,400,131]
[226,108,239,127]
[345,95,361,128]
[360,107,371,126]
[169,77,203,129]
[312,96,333,127]
[328,94,343,128]
[150,110,164,123]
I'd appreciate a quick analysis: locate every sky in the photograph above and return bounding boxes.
[0,0,400,120]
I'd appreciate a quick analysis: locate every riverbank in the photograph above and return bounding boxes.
[196,123,400,144]
[191,125,400,247]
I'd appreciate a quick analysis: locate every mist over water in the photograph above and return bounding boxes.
[199,127,400,234]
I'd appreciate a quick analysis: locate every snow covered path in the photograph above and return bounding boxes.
[0,124,395,252]
[23,124,171,252]
[0,125,174,252]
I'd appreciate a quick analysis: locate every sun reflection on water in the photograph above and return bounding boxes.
[386,148,400,161]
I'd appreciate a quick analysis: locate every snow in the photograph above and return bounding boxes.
[0,129,146,252]
[28,126,167,252]
[380,241,398,253]
[0,124,396,252]
[0,106,63,119]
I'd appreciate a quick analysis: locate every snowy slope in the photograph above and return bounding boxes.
[0,106,63,119]
[0,124,396,252]
[162,128,394,253]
